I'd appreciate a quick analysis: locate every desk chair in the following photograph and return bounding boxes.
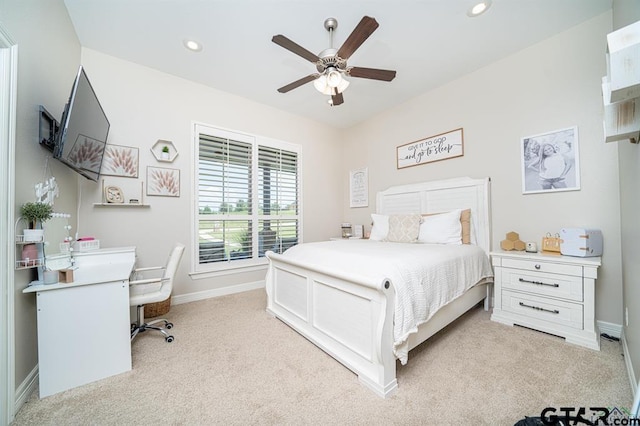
[129,243,185,342]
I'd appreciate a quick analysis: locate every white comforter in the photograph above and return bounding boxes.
[281,239,493,364]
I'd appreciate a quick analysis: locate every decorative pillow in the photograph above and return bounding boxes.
[418,209,462,244]
[369,214,389,241]
[386,214,422,243]
[460,209,471,244]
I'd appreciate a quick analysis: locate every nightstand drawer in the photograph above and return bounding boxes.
[502,290,583,330]
[501,258,582,276]
[501,268,583,302]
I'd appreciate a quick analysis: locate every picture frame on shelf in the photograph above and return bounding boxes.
[521,126,580,194]
[104,186,124,204]
[147,166,180,197]
[101,144,139,178]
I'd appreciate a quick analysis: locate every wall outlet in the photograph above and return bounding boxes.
[626,307,630,327]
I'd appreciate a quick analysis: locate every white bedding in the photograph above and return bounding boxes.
[281,239,493,364]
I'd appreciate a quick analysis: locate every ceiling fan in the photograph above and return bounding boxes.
[272,16,397,106]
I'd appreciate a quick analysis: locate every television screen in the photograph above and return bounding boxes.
[54,66,110,182]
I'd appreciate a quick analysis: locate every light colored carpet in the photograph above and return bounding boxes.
[13,289,632,425]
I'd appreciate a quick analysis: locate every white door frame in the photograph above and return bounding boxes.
[0,24,17,426]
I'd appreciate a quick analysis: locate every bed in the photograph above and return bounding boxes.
[265,176,493,398]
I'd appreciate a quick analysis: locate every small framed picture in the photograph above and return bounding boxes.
[101,144,139,178]
[146,166,180,197]
[521,126,580,194]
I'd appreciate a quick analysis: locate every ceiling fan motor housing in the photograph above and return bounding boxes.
[316,50,347,73]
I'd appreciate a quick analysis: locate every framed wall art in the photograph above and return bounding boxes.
[397,128,464,169]
[147,166,180,197]
[101,144,139,178]
[349,167,368,208]
[521,126,580,194]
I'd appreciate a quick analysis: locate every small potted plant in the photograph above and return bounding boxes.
[20,202,53,242]
[161,145,170,160]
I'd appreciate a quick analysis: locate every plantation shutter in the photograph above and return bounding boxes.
[258,146,299,256]
[198,134,252,264]
[195,124,301,270]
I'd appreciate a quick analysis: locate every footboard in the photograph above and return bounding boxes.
[265,250,398,398]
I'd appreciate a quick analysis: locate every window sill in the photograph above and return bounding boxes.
[189,261,268,280]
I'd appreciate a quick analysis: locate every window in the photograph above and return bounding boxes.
[194,124,301,272]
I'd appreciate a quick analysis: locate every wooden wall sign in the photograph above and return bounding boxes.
[396,128,464,169]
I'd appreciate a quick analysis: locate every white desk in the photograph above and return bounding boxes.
[23,247,136,398]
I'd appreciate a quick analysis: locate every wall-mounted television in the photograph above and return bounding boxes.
[53,66,110,182]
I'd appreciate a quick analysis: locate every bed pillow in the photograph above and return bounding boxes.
[418,209,462,244]
[386,214,422,243]
[369,213,389,241]
[421,208,472,244]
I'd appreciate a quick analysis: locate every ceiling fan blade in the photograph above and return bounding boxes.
[331,92,344,106]
[336,16,379,60]
[348,67,396,81]
[277,74,319,93]
[272,35,320,63]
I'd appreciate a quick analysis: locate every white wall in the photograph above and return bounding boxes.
[76,49,343,297]
[3,0,630,412]
[613,0,640,394]
[0,0,82,401]
[341,12,622,325]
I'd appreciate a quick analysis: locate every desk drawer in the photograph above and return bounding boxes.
[501,268,583,302]
[502,290,583,330]
[501,258,582,276]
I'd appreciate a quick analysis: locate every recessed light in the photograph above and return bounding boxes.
[467,0,492,17]
[183,39,203,52]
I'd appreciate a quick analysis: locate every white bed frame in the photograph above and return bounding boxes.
[265,177,492,398]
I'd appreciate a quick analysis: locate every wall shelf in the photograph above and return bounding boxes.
[151,139,178,163]
[602,21,640,143]
[93,203,150,208]
[99,180,149,207]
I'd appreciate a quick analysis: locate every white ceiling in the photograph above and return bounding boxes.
[63,0,612,129]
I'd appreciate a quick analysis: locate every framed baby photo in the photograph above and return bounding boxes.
[520,126,580,194]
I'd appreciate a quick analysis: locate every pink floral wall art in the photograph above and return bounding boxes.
[101,144,139,178]
[147,166,180,197]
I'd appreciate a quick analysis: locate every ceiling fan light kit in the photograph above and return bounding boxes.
[272,16,397,106]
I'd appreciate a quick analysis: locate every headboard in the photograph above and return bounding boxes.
[376,177,492,253]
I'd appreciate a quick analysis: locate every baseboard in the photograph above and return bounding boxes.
[622,329,638,397]
[598,320,623,338]
[14,365,37,417]
[172,280,265,305]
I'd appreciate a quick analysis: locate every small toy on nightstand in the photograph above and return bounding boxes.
[500,231,526,251]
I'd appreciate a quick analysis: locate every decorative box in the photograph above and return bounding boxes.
[559,228,603,257]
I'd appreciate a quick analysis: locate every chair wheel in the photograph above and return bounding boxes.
[166,323,173,329]
[166,335,174,343]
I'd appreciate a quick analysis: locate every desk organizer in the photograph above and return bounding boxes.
[66,240,101,252]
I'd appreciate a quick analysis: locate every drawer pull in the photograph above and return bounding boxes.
[535,264,541,270]
[519,301,559,314]
[519,278,559,287]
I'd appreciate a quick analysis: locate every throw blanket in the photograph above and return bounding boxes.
[281,240,493,364]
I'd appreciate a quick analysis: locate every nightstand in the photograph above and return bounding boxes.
[490,250,601,350]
